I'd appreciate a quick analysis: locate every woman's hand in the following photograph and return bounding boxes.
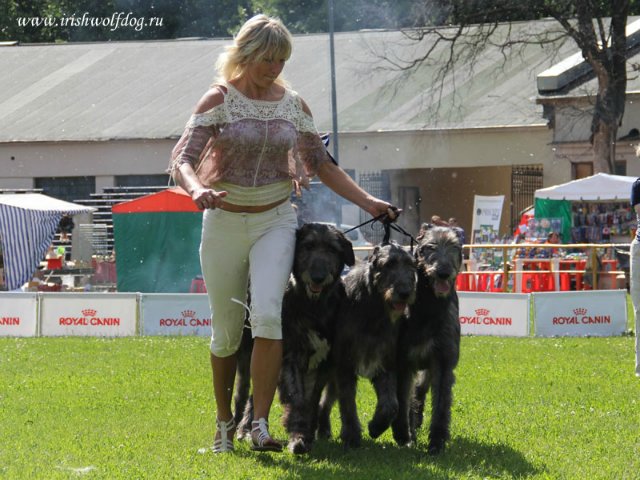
[192,187,228,210]
[367,198,401,223]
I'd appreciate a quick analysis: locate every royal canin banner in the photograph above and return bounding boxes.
[0,292,38,337]
[140,293,211,336]
[458,292,530,336]
[40,293,137,336]
[533,290,627,337]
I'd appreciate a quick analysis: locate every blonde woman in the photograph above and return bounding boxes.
[169,14,397,453]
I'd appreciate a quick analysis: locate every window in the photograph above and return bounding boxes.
[35,176,95,202]
[115,174,170,187]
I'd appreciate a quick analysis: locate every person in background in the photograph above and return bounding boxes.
[57,214,74,243]
[448,217,466,245]
[168,14,399,453]
[430,215,449,227]
[630,174,640,378]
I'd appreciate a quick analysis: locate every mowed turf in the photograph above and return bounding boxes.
[1,333,639,479]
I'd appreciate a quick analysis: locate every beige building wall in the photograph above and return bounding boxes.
[0,139,176,187]
[339,125,566,185]
[0,124,569,238]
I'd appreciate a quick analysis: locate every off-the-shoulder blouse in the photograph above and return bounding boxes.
[168,83,331,204]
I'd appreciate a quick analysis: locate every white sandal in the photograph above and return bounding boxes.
[250,418,282,452]
[213,417,235,453]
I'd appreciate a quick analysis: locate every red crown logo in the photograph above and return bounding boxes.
[573,308,587,315]
[475,308,489,316]
[82,309,97,317]
[182,310,196,318]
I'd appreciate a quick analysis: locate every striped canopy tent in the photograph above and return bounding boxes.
[0,194,96,290]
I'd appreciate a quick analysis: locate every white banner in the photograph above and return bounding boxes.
[40,293,137,337]
[0,292,38,337]
[471,195,505,243]
[140,293,211,336]
[459,292,530,336]
[533,290,627,337]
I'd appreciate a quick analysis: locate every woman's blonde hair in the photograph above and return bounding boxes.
[214,14,292,87]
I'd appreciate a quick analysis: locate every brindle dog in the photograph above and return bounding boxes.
[233,223,355,454]
[317,242,417,449]
[392,225,462,455]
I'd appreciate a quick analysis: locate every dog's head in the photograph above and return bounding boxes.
[368,242,417,320]
[415,225,462,298]
[293,223,356,299]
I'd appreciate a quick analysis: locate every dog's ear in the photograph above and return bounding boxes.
[338,232,356,267]
[369,245,381,265]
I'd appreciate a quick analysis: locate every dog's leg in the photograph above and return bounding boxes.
[392,366,415,446]
[410,369,430,443]
[278,359,304,431]
[317,380,336,439]
[368,371,399,439]
[282,365,314,454]
[308,372,329,441]
[427,362,455,455]
[336,371,362,449]
[233,328,253,439]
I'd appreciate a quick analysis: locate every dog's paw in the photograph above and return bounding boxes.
[341,432,362,449]
[367,419,389,439]
[427,438,446,455]
[392,427,413,447]
[316,418,332,439]
[288,435,311,455]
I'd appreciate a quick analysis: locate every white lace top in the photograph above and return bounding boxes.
[168,83,331,197]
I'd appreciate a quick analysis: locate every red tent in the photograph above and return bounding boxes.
[112,187,199,214]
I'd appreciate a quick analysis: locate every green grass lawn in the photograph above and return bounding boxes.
[1,335,639,479]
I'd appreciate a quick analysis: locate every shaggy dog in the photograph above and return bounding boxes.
[279,222,355,454]
[233,223,355,454]
[391,225,462,455]
[317,242,417,449]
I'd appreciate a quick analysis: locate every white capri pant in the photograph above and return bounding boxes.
[200,201,297,357]
[630,238,640,376]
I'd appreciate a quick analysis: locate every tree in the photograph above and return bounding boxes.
[385,0,640,174]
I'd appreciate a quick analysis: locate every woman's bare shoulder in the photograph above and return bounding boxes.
[194,85,228,114]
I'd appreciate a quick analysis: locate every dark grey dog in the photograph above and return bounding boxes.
[392,225,462,455]
[317,242,417,449]
[233,223,355,454]
[279,222,355,454]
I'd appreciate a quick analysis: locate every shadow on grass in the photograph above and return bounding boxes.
[244,435,542,480]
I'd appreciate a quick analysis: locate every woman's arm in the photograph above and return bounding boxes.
[173,88,228,210]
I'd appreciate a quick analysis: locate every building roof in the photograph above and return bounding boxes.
[536,17,640,101]
[0,19,579,143]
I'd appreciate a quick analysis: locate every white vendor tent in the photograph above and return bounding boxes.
[534,173,636,201]
[0,194,96,290]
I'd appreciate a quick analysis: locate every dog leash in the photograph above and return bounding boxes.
[342,209,418,252]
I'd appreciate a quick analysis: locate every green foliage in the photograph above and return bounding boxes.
[252,0,428,33]
[1,335,639,479]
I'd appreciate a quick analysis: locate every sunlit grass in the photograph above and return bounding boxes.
[1,334,639,479]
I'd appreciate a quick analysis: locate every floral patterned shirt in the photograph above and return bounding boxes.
[168,83,330,190]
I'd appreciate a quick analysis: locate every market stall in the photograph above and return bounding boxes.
[0,194,96,291]
[533,173,636,243]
